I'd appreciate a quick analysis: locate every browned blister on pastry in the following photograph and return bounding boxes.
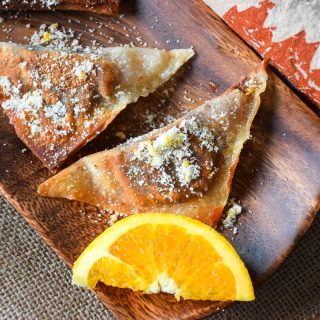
[38,63,267,225]
[0,0,120,14]
[0,42,194,170]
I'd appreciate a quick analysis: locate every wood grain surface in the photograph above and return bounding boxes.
[0,1,319,319]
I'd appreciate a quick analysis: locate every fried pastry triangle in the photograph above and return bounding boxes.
[0,42,194,170]
[39,63,267,225]
[0,0,120,14]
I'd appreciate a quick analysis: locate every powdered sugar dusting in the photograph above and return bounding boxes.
[1,0,61,9]
[128,116,218,198]
[30,23,84,52]
[0,44,112,168]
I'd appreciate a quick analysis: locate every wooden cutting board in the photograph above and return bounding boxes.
[0,1,319,319]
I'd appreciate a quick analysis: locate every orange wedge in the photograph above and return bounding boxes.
[72,213,254,301]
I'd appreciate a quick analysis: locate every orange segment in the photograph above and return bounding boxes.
[88,257,144,290]
[72,213,254,301]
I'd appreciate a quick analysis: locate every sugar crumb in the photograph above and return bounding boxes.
[222,198,242,229]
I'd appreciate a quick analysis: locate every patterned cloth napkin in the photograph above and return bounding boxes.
[204,0,320,107]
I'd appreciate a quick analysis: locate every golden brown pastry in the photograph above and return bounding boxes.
[38,62,268,226]
[0,0,120,14]
[0,42,194,170]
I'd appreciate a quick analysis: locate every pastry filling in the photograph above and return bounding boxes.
[126,116,222,203]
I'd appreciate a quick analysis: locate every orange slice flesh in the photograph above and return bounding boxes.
[72,213,254,301]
